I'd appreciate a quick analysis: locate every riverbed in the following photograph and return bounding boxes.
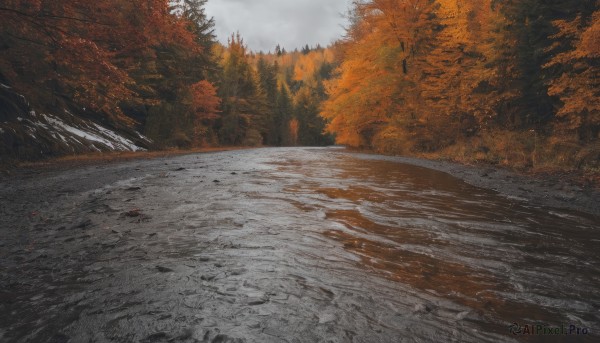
[1,147,598,342]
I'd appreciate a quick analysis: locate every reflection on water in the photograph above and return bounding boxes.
[2,148,598,343]
[275,153,600,342]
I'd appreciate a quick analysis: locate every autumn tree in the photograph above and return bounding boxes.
[545,3,600,141]
[322,0,599,169]
[0,0,154,126]
[289,118,299,145]
[0,0,220,148]
[137,0,221,147]
[322,0,440,150]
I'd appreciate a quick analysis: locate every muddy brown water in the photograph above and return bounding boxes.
[0,147,598,342]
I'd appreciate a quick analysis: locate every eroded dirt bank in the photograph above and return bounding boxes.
[1,147,598,343]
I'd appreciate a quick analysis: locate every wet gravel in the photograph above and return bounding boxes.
[1,147,598,343]
[348,153,600,217]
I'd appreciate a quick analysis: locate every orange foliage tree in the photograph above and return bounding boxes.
[0,0,212,128]
[188,80,221,145]
[288,117,299,146]
[545,6,600,141]
[322,0,442,150]
[322,0,600,156]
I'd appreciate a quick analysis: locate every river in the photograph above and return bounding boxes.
[0,147,598,342]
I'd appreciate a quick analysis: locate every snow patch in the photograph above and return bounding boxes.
[89,144,102,152]
[0,83,11,89]
[56,132,68,144]
[0,128,4,134]
[17,117,23,122]
[40,114,143,152]
[93,124,144,151]
[135,130,146,139]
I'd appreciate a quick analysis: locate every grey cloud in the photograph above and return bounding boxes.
[204,0,352,52]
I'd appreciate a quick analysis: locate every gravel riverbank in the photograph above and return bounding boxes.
[348,152,600,217]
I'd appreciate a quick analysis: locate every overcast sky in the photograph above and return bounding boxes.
[204,0,352,52]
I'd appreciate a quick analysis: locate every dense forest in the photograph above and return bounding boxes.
[209,37,334,147]
[0,0,332,161]
[322,0,599,171]
[0,0,598,173]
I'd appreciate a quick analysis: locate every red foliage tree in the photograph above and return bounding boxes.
[0,0,202,127]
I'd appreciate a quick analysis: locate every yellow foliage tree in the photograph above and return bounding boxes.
[546,6,600,141]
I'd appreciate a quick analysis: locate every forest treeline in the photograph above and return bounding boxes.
[0,0,332,158]
[1,0,598,171]
[201,36,334,147]
[146,33,335,148]
[322,0,599,171]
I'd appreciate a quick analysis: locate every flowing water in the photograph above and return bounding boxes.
[0,147,598,342]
